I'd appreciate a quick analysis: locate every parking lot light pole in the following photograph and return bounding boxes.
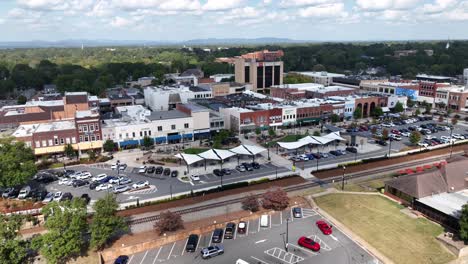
[170,184,173,200]
[450,127,454,158]
[286,217,290,252]
[341,166,346,191]
[388,138,392,158]
[316,158,319,172]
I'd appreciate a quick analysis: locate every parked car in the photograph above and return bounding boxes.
[92,174,107,182]
[376,139,388,146]
[155,166,164,174]
[18,186,31,199]
[238,221,247,234]
[31,190,48,202]
[63,170,75,177]
[114,255,129,264]
[201,245,224,259]
[213,169,224,177]
[319,152,329,158]
[113,185,129,194]
[171,170,179,177]
[242,163,253,171]
[42,192,54,203]
[118,164,127,171]
[298,236,320,252]
[329,150,341,156]
[1,187,18,198]
[118,177,132,185]
[96,183,113,191]
[89,181,100,190]
[147,166,156,174]
[211,228,224,243]
[292,207,302,218]
[132,181,149,189]
[53,191,63,201]
[185,234,199,252]
[61,192,73,201]
[76,171,92,180]
[251,162,261,169]
[418,142,429,148]
[72,179,89,187]
[316,220,333,235]
[345,147,357,153]
[190,174,200,181]
[453,134,465,140]
[138,166,147,173]
[401,132,411,137]
[389,134,402,141]
[80,194,91,204]
[221,168,231,175]
[109,176,121,184]
[236,165,246,172]
[224,222,236,239]
[58,178,73,185]
[35,173,57,183]
[163,168,171,176]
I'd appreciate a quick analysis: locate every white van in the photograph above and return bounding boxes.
[260,214,269,227]
[236,259,250,264]
[18,186,31,199]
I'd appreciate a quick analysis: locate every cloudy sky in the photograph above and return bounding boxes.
[0,0,467,41]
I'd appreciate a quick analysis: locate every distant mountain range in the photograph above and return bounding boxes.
[0,38,309,48]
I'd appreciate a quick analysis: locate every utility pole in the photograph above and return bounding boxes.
[341,166,346,191]
[286,218,290,252]
[388,138,392,158]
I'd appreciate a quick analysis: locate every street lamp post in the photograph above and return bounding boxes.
[388,138,392,158]
[286,218,290,252]
[170,184,173,200]
[316,157,319,172]
[341,166,346,191]
[220,174,223,189]
[450,127,454,158]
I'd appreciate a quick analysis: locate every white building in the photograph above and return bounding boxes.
[294,71,345,86]
[144,85,212,111]
[210,74,235,82]
[464,68,468,86]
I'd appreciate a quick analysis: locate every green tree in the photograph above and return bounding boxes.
[142,136,154,148]
[255,127,261,136]
[268,127,276,138]
[17,95,27,104]
[0,215,28,264]
[63,144,76,159]
[313,131,321,137]
[88,151,96,161]
[0,138,37,188]
[407,97,415,108]
[409,131,422,145]
[415,109,421,116]
[425,103,432,114]
[393,102,404,113]
[353,108,362,120]
[460,204,468,243]
[330,114,340,123]
[90,194,128,250]
[103,139,117,152]
[371,107,384,118]
[33,199,88,264]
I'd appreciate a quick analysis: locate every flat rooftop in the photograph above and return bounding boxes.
[417,190,468,219]
[148,110,190,120]
[13,120,76,137]
[296,71,345,78]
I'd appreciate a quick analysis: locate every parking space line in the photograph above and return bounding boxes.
[152,247,162,264]
[209,231,214,246]
[195,235,202,251]
[167,242,176,260]
[269,214,272,229]
[280,212,283,225]
[234,227,237,240]
[128,255,134,264]
[246,220,249,236]
[251,256,270,264]
[290,208,294,222]
[258,217,261,232]
[139,251,148,264]
[181,239,188,256]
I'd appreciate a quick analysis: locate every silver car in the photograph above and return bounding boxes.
[113,185,129,194]
[201,245,224,259]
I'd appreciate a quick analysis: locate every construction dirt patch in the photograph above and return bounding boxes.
[117,176,306,217]
[314,145,468,179]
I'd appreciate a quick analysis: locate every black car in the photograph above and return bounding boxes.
[171,170,178,177]
[72,179,89,187]
[2,187,19,198]
[80,194,91,204]
[329,150,340,156]
[89,181,100,190]
[63,170,76,177]
[35,173,58,183]
[224,222,236,239]
[221,168,231,175]
[376,139,388,146]
[62,192,73,201]
[213,169,224,176]
[251,162,261,169]
[211,228,224,243]
[155,166,164,174]
[147,166,156,174]
[346,147,358,153]
[185,234,199,252]
[31,190,48,202]
[242,163,253,171]
[114,255,129,264]
[163,168,171,176]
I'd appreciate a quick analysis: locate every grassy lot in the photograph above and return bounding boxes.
[333,177,390,192]
[315,194,455,264]
[183,148,210,154]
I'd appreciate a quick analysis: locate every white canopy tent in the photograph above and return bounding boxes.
[230,145,253,156]
[243,145,267,155]
[322,131,346,141]
[213,149,236,160]
[277,132,347,150]
[198,149,221,160]
[174,153,204,165]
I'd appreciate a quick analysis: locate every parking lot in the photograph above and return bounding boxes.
[123,206,376,264]
[44,162,290,204]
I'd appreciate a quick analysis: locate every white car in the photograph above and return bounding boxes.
[53,191,63,201]
[92,174,107,182]
[418,142,429,148]
[425,135,436,140]
[109,177,121,184]
[190,174,200,181]
[96,183,113,191]
[138,166,147,173]
[113,185,129,194]
[381,123,393,128]
[76,171,92,180]
[132,181,150,189]
[58,178,72,185]
[111,163,118,170]
[401,132,411,137]
[42,192,54,203]
[453,134,465,140]
[298,154,309,161]
[389,134,402,141]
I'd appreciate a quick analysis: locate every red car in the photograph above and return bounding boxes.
[298,236,320,251]
[316,220,333,235]
[391,129,401,135]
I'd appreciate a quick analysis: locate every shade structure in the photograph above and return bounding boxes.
[198,149,221,160]
[213,149,236,160]
[230,145,253,155]
[242,145,266,155]
[322,132,346,141]
[277,132,347,150]
[174,153,204,165]
[277,141,308,150]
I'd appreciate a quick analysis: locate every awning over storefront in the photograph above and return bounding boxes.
[167,134,182,141]
[119,140,139,147]
[155,136,166,143]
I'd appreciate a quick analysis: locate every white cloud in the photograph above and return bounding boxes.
[438,1,468,20]
[202,0,244,11]
[355,0,421,11]
[110,16,135,27]
[421,0,459,14]
[299,3,348,18]
[279,0,339,8]
[17,0,66,10]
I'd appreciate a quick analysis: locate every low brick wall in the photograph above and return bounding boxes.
[101,211,273,262]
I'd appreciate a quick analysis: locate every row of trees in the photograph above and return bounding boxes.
[0,194,127,264]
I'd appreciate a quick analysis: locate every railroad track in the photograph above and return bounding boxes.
[127,152,459,226]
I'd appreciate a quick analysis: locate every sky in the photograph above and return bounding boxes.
[0,0,467,42]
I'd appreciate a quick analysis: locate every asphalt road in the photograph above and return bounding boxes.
[124,207,376,264]
[45,162,290,204]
